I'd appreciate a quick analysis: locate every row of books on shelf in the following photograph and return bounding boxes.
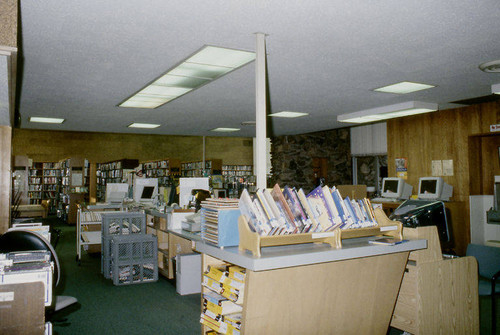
[142,160,171,169]
[29,185,42,191]
[41,162,62,169]
[222,165,252,171]
[43,177,59,184]
[43,185,59,191]
[144,169,172,178]
[201,265,245,335]
[29,170,42,177]
[239,183,378,236]
[98,170,123,179]
[43,170,60,176]
[79,210,103,223]
[222,170,253,177]
[182,161,214,170]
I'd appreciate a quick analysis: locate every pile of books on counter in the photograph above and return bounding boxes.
[200,265,245,334]
[239,183,378,236]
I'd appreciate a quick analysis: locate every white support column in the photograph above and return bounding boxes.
[255,33,267,190]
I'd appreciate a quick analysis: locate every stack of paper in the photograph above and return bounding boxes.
[200,199,241,247]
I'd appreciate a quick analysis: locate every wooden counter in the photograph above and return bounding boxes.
[197,237,426,334]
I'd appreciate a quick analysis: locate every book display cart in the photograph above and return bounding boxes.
[196,209,427,334]
[390,226,479,334]
[76,206,125,264]
[96,159,139,202]
[181,159,222,178]
[141,158,181,187]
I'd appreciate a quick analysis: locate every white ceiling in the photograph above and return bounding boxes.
[16,0,500,137]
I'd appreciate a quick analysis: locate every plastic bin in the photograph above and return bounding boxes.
[101,212,146,237]
[110,234,158,286]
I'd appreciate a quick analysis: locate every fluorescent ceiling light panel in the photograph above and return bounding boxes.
[338,101,438,124]
[269,111,309,118]
[119,45,255,109]
[373,81,435,94]
[29,116,65,124]
[211,127,240,132]
[128,123,160,129]
[492,83,500,94]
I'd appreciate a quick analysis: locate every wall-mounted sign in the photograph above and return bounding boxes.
[490,124,500,132]
[395,157,408,179]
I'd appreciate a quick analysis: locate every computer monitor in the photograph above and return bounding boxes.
[390,199,451,246]
[133,178,158,204]
[381,177,413,200]
[417,177,453,201]
[105,183,129,203]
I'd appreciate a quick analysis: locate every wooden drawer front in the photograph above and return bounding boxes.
[391,266,418,334]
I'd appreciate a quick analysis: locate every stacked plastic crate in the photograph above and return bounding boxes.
[101,212,158,285]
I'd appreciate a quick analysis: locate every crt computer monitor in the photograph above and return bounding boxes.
[418,177,453,201]
[133,178,158,204]
[105,183,129,203]
[390,199,451,247]
[381,177,413,200]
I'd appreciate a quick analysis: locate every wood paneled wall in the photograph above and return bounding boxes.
[387,101,500,202]
[387,101,500,254]
[12,129,254,165]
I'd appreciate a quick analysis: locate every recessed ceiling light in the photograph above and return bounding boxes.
[211,127,240,132]
[29,117,65,124]
[128,123,161,129]
[241,121,256,126]
[337,101,438,124]
[119,45,255,109]
[269,111,309,118]
[492,83,500,94]
[373,81,435,94]
[479,60,500,73]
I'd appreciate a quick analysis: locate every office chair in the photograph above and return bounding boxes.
[466,243,500,335]
[0,230,78,315]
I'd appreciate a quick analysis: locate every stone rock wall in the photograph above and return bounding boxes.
[270,128,351,193]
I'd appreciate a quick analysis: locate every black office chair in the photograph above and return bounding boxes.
[466,243,500,335]
[0,230,77,315]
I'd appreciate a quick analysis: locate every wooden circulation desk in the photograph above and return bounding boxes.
[391,226,479,334]
[145,209,199,279]
[196,233,426,334]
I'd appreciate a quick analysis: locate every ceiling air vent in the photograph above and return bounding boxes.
[479,60,500,73]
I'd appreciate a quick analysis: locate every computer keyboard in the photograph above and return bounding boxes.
[370,197,399,203]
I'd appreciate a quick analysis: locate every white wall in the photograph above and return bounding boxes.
[469,195,500,245]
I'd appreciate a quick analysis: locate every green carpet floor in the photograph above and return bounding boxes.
[46,216,498,334]
[50,218,201,335]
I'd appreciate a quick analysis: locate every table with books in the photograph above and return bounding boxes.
[196,184,427,335]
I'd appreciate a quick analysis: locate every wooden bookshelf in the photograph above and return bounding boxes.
[181,159,222,178]
[96,159,139,202]
[60,158,90,224]
[141,158,180,187]
[27,162,62,213]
